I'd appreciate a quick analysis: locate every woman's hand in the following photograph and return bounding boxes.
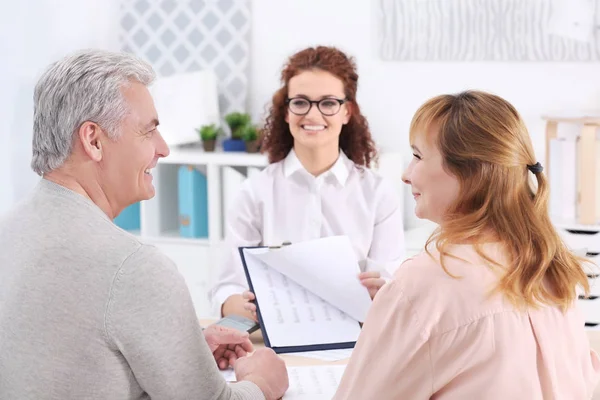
[241,290,257,318]
[358,271,386,300]
[221,291,258,322]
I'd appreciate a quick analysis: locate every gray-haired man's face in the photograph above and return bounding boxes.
[99,82,170,211]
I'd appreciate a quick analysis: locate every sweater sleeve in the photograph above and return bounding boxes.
[104,244,264,400]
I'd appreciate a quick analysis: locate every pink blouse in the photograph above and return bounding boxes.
[334,243,600,399]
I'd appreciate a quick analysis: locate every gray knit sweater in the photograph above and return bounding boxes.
[0,179,264,400]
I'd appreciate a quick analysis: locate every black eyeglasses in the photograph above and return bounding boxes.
[285,97,347,116]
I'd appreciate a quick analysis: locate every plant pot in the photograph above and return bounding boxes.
[245,140,260,153]
[222,138,246,152]
[202,139,216,152]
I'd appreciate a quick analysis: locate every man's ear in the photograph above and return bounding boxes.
[78,121,104,162]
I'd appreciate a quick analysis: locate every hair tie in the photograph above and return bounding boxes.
[527,162,543,174]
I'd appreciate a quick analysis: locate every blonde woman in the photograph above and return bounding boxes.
[333,91,600,399]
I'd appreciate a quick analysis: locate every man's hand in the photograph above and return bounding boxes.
[358,271,386,300]
[235,348,289,400]
[203,324,254,370]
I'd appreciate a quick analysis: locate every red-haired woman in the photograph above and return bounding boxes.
[211,46,406,320]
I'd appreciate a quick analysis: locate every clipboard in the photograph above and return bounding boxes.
[238,245,360,354]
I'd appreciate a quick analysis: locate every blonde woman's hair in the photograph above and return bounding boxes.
[410,90,589,310]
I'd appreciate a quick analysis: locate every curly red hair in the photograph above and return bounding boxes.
[261,46,377,167]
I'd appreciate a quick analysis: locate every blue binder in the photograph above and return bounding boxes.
[178,165,209,238]
[237,246,358,354]
[114,202,140,231]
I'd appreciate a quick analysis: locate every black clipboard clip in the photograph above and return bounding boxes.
[267,241,292,250]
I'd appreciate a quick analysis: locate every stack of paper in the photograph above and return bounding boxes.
[284,365,346,399]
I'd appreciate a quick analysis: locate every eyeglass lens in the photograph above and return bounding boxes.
[288,98,342,116]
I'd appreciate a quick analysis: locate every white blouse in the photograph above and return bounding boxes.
[210,149,406,312]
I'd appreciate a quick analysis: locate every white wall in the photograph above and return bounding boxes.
[0,0,120,215]
[249,0,600,162]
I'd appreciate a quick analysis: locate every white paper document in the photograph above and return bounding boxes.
[245,236,372,321]
[241,236,371,351]
[222,365,347,399]
[220,367,236,382]
[286,348,353,362]
[283,365,347,400]
[244,250,361,348]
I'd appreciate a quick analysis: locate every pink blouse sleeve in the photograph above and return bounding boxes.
[333,279,433,399]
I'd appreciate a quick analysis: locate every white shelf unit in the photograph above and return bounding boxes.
[543,114,600,225]
[553,219,600,234]
[554,223,600,330]
[139,146,268,246]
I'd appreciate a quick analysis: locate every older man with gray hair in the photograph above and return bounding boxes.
[0,49,288,400]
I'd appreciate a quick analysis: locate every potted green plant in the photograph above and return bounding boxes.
[223,111,251,152]
[196,124,221,152]
[241,124,261,153]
